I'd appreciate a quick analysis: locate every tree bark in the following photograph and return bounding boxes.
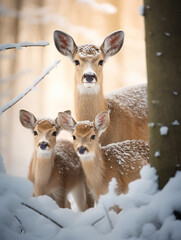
[144,0,181,189]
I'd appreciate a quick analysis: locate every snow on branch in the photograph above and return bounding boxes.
[21,202,63,229]
[0,60,60,115]
[0,41,49,51]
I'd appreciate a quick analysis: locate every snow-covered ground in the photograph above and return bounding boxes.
[0,161,181,240]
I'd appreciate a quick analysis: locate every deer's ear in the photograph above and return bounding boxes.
[94,111,110,136]
[100,30,124,59]
[58,112,76,133]
[19,110,37,129]
[53,30,77,59]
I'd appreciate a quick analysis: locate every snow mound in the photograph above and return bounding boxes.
[0,165,181,240]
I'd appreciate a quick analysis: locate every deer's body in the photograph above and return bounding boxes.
[20,110,91,211]
[54,30,148,145]
[58,111,149,201]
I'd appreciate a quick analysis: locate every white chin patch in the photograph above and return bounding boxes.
[78,84,100,95]
[78,153,95,162]
[38,149,52,158]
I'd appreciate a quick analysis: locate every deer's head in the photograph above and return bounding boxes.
[58,111,110,161]
[54,30,124,94]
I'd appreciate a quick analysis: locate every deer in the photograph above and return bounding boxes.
[58,111,149,204]
[53,30,148,146]
[19,109,93,211]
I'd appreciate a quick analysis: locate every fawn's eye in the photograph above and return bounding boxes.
[33,131,38,136]
[91,135,95,140]
[52,131,57,136]
[74,60,80,66]
[98,60,104,66]
[72,135,76,140]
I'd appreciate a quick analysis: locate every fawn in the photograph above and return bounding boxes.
[58,111,149,202]
[19,109,93,210]
[54,30,148,146]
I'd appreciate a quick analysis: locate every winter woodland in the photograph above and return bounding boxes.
[0,0,181,239]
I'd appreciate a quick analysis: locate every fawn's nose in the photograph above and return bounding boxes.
[39,142,49,150]
[78,146,87,155]
[84,73,96,82]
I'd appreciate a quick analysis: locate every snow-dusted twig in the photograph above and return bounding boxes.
[21,202,63,229]
[14,215,25,234]
[0,41,49,51]
[0,60,60,115]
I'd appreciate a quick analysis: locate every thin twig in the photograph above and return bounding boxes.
[91,215,105,226]
[0,60,60,115]
[0,41,49,51]
[14,215,25,234]
[102,204,113,230]
[21,202,63,229]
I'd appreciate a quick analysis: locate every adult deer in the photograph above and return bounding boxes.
[58,111,149,202]
[19,109,93,210]
[54,30,148,146]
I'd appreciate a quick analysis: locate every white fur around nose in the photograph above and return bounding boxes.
[78,84,100,95]
[37,149,52,158]
[78,152,95,162]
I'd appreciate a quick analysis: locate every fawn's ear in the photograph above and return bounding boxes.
[94,111,110,136]
[53,30,77,59]
[58,112,76,133]
[19,110,37,129]
[64,110,71,116]
[55,110,71,134]
[100,30,124,59]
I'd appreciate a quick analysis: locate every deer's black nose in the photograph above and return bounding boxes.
[39,142,48,150]
[84,73,96,82]
[78,146,87,154]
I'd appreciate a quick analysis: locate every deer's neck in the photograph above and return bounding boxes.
[33,150,54,186]
[81,147,107,200]
[74,83,107,121]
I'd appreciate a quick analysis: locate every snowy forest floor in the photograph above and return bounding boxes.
[0,163,181,240]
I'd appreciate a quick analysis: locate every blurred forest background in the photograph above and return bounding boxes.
[0,0,146,177]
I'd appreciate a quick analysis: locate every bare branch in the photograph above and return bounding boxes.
[21,202,63,229]
[0,41,49,51]
[91,215,105,226]
[14,215,25,234]
[0,60,60,115]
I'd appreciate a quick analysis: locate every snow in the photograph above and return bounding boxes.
[78,45,100,58]
[160,126,169,136]
[164,32,171,37]
[1,164,181,239]
[0,41,49,51]
[154,151,161,158]
[138,5,145,16]
[156,52,163,57]
[172,120,180,126]
[173,91,179,96]
[148,122,155,127]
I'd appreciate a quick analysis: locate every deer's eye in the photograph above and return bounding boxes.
[74,60,80,66]
[98,60,104,66]
[91,135,95,140]
[72,135,76,140]
[52,131,57,136]
[33,131,38,136]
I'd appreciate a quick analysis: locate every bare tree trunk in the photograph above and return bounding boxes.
[144,0,181,189]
